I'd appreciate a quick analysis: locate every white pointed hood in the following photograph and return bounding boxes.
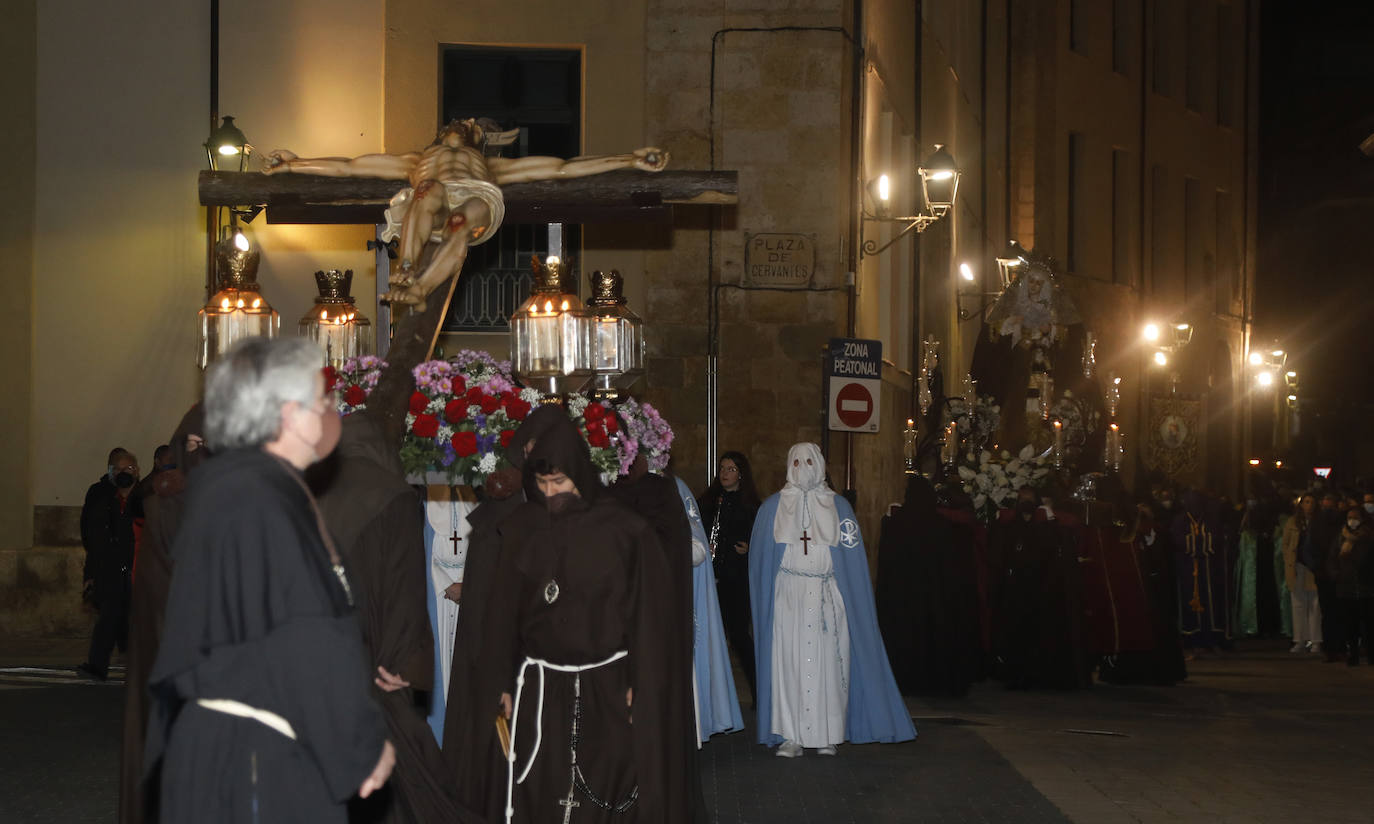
[773,442,839,549]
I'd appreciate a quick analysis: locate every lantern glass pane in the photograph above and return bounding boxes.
[198,288,279,369]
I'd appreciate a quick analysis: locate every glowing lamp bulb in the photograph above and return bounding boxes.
[1287,394,1297,401]
[959,262,975,282]
[1249,352,1264,366]
[877,174,890,202]
[1153,350,1168,367]
[218,144,239,156]
[1256,371,1274,387]
[1248,459,1261,466]
[929,170,954,181]
[233,231,249,252]
[546,256,560,266]
[1143,323,1160,342]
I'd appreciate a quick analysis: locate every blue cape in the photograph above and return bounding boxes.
[749,491,916,746]
[421,515,445,744]
[676,477,744,741]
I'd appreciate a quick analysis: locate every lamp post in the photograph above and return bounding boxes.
[860,144,962,258]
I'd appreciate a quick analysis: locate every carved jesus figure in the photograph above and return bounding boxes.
[264,119,668,305]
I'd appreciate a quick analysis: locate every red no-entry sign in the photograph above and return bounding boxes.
[834,382,874,428]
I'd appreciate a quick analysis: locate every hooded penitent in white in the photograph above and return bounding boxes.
[773,443,839,551]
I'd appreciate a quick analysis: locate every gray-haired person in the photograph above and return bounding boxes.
[144,337,395,823]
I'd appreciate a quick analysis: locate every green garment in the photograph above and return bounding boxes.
[1232,532,1259,637]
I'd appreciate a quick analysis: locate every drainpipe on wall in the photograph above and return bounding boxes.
[844,0,864,495]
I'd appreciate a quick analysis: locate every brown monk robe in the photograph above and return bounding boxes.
[606,455,701,822]
[313,414,477,823]
[443,404,564,821]
[487,413,689,823]
[119,404,205,824]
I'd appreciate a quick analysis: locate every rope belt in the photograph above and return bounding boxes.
[778,567,849,693]
[196,698,297,741]
[505,650,630,824]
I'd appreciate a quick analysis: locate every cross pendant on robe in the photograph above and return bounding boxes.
[449,530,463,556]
[800,530,811,555]
[559,796,579,823]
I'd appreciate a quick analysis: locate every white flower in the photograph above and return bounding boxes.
[1019,444,1036,462]
[963,483,973,494]
[973,493,987,509]
[438,424,454,438]
[991,487,1010,505]
[478,452,498,473]
[568,395,589,416]
[957,466,976,481]
[520,387,542,403]
[980,450,992,466]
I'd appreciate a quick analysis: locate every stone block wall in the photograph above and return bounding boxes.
[0,546,92,639]
[643,0,851,499]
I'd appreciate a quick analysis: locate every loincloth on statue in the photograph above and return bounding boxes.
[381,178,505,247]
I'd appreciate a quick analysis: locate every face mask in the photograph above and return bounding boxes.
[114,471,135,489]
[159,463,177,472]
[1348,519,1362,531]
[312,407,342,461]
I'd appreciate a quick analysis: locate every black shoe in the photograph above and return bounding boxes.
[75,663,107,682]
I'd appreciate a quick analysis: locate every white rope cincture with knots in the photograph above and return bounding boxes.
[505,649,629,824]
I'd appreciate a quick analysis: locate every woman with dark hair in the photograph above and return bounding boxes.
[697,451,759,706]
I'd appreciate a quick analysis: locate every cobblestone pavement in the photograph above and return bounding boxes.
[1,638,1369,823]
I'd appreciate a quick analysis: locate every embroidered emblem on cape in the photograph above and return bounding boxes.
[838,519,860,549]
[544,579,560,604]
[685,497,700,521]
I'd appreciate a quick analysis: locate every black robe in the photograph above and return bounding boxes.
[487,416,689,824]
[119,405,203,824]
[876,477,981,697]
[314,415,473,824]
[988,511,1089,689]
[145,448,387,823]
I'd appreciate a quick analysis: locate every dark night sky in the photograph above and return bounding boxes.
[1258,3,1374,474]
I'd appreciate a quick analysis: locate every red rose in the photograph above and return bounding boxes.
[604,414,619,434]
[409,391,430,415]
[451,375,467,396]
[322,366,339,391]
[505,398,531,421]
[444,399,468,424]
[587,428,611,449]
[465,387,484,406]
[479,394,502,415]
[344,384,367,407]
[583,402,606,422]
[451,430,478,456]
[500,430,515,448]
[411,413,439,438]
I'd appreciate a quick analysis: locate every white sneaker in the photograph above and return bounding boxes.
[775,740,803,758]
[1290,642,1304,653]
[817,745,838,756]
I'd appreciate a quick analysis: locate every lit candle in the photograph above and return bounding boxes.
[1105,423,1122,471]
[903,417,917,473]
[1052,419,1064,468]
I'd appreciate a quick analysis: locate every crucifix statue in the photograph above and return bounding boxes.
[263,118,669,306]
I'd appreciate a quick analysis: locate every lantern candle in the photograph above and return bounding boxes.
[1051,419,1064,468]
[903,418,917,474]
[1105,423,1122,472]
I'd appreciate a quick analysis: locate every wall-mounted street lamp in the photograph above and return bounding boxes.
[204,115,253,172]
[860,144,961,258]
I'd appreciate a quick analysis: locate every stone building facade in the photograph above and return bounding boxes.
[0,0,1258,635]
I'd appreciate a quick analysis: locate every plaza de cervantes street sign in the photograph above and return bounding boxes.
[744,232,815,287]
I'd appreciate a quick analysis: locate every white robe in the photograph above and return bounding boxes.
[424,486,475,701]
[770,537,849,748]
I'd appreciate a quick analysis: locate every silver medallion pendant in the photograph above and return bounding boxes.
[544,579,560,604]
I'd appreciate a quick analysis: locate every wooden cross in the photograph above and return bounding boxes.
[449,530,463,556]
[558,795,579,824]
[799,530,811,555]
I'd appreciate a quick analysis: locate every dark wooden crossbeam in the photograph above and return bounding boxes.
[199,169,737,225]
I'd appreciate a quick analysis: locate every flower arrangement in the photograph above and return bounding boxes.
[565,395,624,484]
[401,351,540,486]
[614,398,674,475]
[953,444,1052,524]
[326,355,388,416]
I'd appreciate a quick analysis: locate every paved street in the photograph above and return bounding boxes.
[0,639,1370,823]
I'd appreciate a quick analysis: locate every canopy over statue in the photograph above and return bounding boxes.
[264,118,668,306]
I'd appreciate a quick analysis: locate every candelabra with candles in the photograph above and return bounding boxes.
[197,228,278,369]
[298,269,372,369]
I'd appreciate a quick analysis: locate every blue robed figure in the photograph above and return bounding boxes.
[676,476,745,742]
[749,444,915,754]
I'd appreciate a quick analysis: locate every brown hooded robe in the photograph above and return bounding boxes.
[487,414,689,823]
[313,414,477,824]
